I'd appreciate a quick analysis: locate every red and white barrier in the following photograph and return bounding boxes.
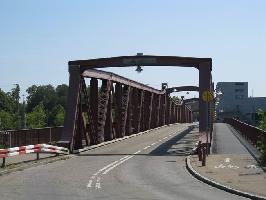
[0,144,69,158]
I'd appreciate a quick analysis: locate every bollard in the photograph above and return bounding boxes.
[36,152,40,160]
[1,157,6,168]
[198,141,202,161]
[202,147,206,166]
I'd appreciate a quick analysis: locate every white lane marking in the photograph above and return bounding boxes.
[134,150,141,154]
[87,155,131,189]
[224,158,231,163]
[143,145,151,150]
[150,142,158,146]
[246,164,257,169]
[87,125,190,189]
[95,177,101,189]
[87,179,93,188]
[102,155,134,175]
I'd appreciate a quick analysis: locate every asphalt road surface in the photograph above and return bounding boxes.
[0,124,247,200]
[212,123,249,154]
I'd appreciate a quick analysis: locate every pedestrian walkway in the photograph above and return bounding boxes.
[188,123,266,199]
[212,123,249,154]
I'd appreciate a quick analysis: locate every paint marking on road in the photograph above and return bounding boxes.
[95,177,101,189]
[102,155,134,175]
[224,158,231,163]
[87,179,93,188]
[134,150,141,154]
[151,142,158,146]
[143,145,151,150]
[87,155,131,189]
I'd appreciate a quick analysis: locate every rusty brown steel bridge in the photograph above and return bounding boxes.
[57,55,214,152]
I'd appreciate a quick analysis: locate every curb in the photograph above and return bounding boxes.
[74,123,195,153]
[0,154,71,176]
[186,155,266,200]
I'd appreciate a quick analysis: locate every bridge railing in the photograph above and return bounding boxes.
[223,118,266,147]
[0,127,63,148]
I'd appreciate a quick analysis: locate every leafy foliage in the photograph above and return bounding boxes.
[0,111,16,130]
[0,84,68,130]
[26,103,46,128]
[256,109,266,162]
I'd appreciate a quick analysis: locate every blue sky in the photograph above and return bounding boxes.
[0,0,266,99]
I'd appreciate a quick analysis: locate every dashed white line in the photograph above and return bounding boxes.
[143,145,151,150]
[150,142,158,146]
[134,150,141,154]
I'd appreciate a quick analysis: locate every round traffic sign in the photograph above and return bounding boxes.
[202,91,213,102]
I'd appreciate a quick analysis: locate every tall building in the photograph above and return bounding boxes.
[216,82,266,123]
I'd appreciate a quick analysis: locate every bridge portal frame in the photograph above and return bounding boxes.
[59,55,212,151]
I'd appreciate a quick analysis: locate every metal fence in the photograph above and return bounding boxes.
[223,118,266,147]
[0,126,63,148]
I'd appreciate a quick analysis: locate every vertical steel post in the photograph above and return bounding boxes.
[199,62,211,132]
[90,78,99,144]
[98,80,111,143]
[126,87,133,136]
[104,83,113,141]
[57,65,81,151]
[114,83,122,138]
[148,93,154,130]
[120,85,130,137]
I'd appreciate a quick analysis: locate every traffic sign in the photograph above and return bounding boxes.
[202,90,213,102]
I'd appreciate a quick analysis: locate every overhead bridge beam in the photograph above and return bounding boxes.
[166,86,199,94]
[82,69,164,94]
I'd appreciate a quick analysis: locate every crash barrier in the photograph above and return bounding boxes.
[0,126,63,148]
[0,144,69,168]
[223,118,266,148]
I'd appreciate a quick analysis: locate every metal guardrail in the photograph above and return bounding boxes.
[0,127,63,148]
[223,118,266,147]
[0,143,69,167]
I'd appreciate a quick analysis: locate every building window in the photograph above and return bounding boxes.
[235,89,244,92]
[235,95,244,99]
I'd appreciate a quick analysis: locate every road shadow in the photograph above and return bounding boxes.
[149,127,197,156]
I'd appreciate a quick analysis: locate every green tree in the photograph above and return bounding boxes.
[50,105,65,126]
[0,88,16,113]
[257,109,266,130]
[55,84,68,109]
[26,85,57,112]
[26,103,46,128]
[0,111,16,130]
[257,109,266,162]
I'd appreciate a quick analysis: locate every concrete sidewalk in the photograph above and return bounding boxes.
[187,123,266,199]
[189,154,266,198]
